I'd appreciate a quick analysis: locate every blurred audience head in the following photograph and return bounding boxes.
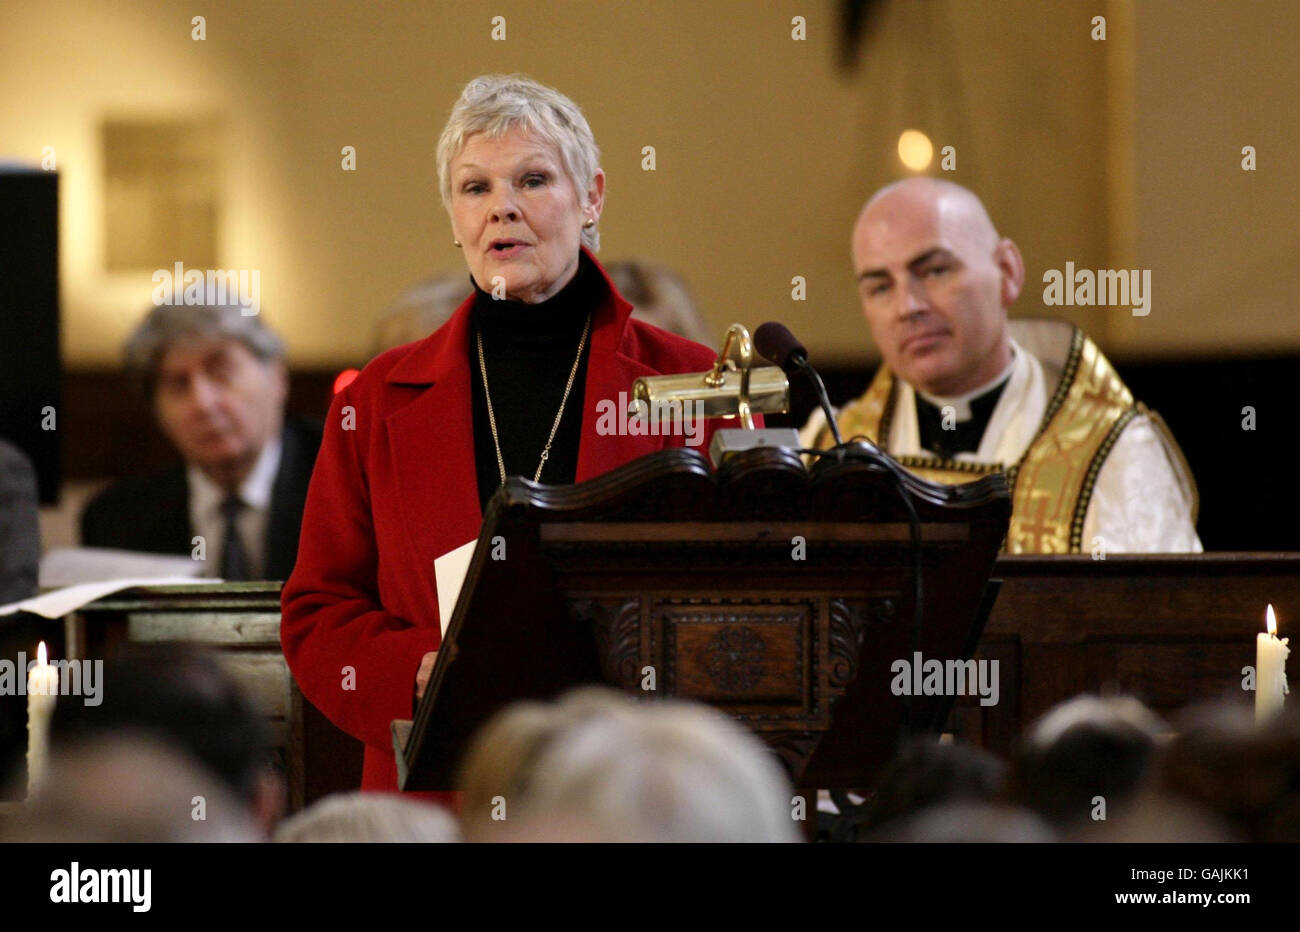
[372,274,473,355]
[1068,788,1240,842]
[273,792,460,843]
[1008,694,1166,829]
[862,736,1007,833]
[866,802,1056,843]
[459,687,800,842]
[5,733,261,842]
[607,259,714,345]
[48,642,284,837]
[124,301,288,489]
[1157,698,1300,842]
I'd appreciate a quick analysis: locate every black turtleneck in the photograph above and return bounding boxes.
[915,376,1009,459]
[469,254,596,513]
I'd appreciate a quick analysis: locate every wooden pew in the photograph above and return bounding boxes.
[73,583,360,813]
[60,555,1298,810]
[951,554,1300,752]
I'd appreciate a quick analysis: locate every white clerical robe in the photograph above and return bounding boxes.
[800,335,1202,553]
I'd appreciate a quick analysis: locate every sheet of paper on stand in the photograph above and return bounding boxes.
[39,547,204,589]
[0,578,223,620]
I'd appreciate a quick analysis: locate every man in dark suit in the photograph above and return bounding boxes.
[0,439,41,797]
[0,438,39,603]
[81,303,321,581]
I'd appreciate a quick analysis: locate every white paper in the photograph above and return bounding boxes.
[433,539,477,636]
[39,546,204,589]
[0,578,223,620]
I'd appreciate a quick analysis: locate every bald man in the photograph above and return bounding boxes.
[805,179,1200,554]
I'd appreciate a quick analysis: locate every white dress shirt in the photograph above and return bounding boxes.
[188,434,283,579]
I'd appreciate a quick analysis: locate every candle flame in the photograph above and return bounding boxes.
[1267,604,1277,636]
[37,641,47,665]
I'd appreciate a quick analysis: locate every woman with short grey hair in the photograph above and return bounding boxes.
[436,74,603,254]
[282,74,726,799]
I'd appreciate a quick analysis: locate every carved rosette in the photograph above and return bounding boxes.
[700,625,767,692]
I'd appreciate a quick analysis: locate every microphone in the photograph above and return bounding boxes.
[754,321,808,372]
[755,322,842,447]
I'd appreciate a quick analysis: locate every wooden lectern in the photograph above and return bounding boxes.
[396,444,1011,792]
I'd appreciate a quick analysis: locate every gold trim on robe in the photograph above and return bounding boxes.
[815,323,1172,554]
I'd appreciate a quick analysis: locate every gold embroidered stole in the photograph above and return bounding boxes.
[816,327,1139,553]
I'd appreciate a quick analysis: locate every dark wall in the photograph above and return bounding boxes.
[1120,358,1293,552]
[0,169,61,503]
[64,356,1295,552]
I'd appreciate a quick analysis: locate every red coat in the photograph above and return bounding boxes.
[281,249,734,798]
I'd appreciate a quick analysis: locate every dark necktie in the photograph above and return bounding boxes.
[219,495,251,581]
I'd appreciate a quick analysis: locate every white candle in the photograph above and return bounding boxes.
[26,641,59,797]
[1255,604,1290,723]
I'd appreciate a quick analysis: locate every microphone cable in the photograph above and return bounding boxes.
[800,443,924,739]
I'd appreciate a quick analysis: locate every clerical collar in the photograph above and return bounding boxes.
[916,346,1017,422]
[914,346,1016,458]
[471,253,594,345]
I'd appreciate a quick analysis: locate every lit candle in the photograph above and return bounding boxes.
[26,641,59,797]
[1255,604,1290,723]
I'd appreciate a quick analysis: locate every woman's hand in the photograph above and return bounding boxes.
[416,650,438,700]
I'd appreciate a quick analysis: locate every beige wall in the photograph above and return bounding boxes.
[1118,0,1300,355]
[0,0,1292,369]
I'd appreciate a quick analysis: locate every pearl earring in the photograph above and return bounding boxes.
[453,239,462,248]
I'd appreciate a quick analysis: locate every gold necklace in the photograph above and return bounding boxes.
[476,311,592,486]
